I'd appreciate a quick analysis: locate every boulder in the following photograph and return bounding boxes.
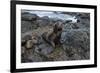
[60,29,90,60]
[36,16,51,27]
[21,13,39,21]
[35,43,54,55]
[21,49,43,62]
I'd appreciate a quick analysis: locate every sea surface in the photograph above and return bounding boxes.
[22,10,75,21]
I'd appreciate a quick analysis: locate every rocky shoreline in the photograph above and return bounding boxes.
[21,11,90,63]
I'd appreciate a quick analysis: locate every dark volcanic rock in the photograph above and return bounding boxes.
[21,11,30,15]
[35,43,54,55]
[21,13,39,21]
[36,16,51,27]
[77,13,90,19]
[21,11,90,62]
[21,21,38,33]
[60,29,90,60]
[21,49,43,62]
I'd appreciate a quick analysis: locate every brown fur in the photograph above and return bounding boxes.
[42,22,63,47]
[21,33,40,50]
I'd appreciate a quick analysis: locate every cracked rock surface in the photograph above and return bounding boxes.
[21,10,90,63]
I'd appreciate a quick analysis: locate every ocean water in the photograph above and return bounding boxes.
[22,10,77,21]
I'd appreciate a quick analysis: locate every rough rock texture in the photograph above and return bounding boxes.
[21,11,90,63]
[60,29,90,60]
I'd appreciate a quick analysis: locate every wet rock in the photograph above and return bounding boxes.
[60,29,90,60]
[80,18,90,28]
[35,43,54,55]
[63,23,80,30]
[36,16,51,27]
[22,34,32,41]
[61,29,90,49]
[40,16,49,20]
[21,13,39,21]
[21,21,36,33]
[69,53,82,60]
[21,49,43,62]
[21,11,90,62]
[21,11,30,15]
[54,50,69,61]
[77,13,90,19]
